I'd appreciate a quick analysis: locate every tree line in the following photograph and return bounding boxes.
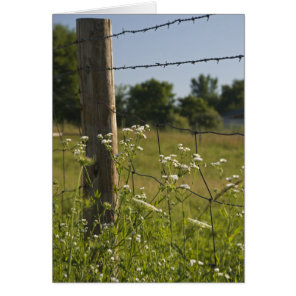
[53,24,244,129]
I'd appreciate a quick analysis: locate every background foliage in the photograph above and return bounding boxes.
[53,24,244,129]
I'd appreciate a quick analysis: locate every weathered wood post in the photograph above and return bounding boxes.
[76,18,118,235]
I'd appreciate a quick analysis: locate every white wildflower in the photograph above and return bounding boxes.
[226,183,234,187]
[66,138,72,142]
[169,175,178,181]
[180,184,190,190]
[145,124,150,129]
[111,277,119,283]
[183,147,191,152]
[217,272,224,277]
[80,136,89,142]
[188,218,211,229]
[137,267,142,272]
[214,268,219,272]
[171,267,175,271]
[102,139,112,144]
[123,184,129,189]
[220,158,227,163]
[162,175,168,179]
[145,245,149,250]
[226,177,232,181]
[211,161,221,166]
[137,146,144,151]
[181,164,190,171]
[233,174,239,179]
[190,162,199,169]
[97,134,103,139]
[140,193,147,199]
[122,128,133,133]
[107,249,112,254]
[198,260,204,266]
[140,187,144,191]
[189,259,196,267]
[137,126,145,132]
[74,149,81,155]
[106,133,113,137]
[224,273,230,280]
[237,243,244,249]
[193,156,203,162]
[133,198,162,213]
[110,256,115,261]
[177,144,183,147]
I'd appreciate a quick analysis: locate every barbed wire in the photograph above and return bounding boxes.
[54,14,213,51]
[53,55,244,78]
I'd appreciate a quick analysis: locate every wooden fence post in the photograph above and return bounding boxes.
[76,18,118,235]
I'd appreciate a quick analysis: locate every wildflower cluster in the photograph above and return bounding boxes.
[97,132,113,151]
[72,136,94,166]
[98,125,150,172]
[159,144,203,192]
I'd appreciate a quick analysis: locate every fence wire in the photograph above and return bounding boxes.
[54,14,214,51]
[54,55,244,78]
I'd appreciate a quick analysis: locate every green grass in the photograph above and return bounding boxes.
[52,124,244,282]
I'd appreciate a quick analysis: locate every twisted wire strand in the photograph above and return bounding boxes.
[54,15,214,51]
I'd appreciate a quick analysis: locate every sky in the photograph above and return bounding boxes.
[53,14,244,98]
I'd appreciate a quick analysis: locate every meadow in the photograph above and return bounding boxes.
[52,123,244,282]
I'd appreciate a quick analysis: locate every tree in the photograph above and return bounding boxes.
[218,79,244,114]
[178,95,221,129]
[126,79,175,125]
[53,24,80,124]
[190,74,219,109]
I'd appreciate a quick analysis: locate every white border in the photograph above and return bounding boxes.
[1,1,296,295]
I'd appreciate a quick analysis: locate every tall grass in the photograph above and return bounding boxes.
[53,124,244,282]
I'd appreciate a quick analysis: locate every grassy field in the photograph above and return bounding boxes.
[52,123,244,282]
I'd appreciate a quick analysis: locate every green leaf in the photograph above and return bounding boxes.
[228,225,243,243]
